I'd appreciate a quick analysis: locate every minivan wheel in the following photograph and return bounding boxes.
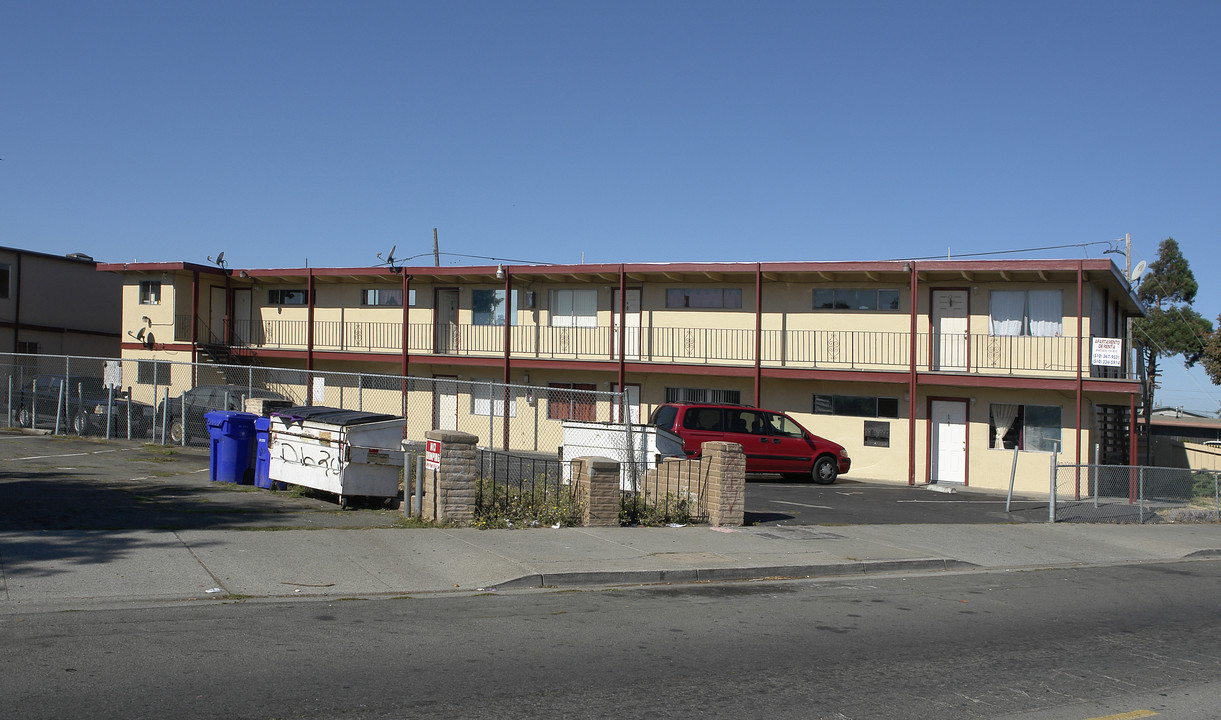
[812,456,838,485]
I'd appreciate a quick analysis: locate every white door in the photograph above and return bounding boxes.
[932,290,968,371]
[209,287,227,344]
[433,376,458,431]
[930,399,967,484]
[612,288,641,360]
[233,289,252,346]
[611,383,640,423]
[435,289,458,354]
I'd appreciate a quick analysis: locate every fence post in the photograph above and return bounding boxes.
[6,375,10,428]
[1049,452,1058,523]
[1214,470,1219,518]
[1138,466,1145,523]
[1006,445,1018,513]
[106,385,113,440]
[161,388,169,445]
[125,386,132,440]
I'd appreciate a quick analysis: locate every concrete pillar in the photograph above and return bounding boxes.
[572,456,620,527]
[423,429,478,525]
[702,441,745,527]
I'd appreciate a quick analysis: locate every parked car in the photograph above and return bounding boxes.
[14,374,156,437]
[648,402,851,483]
[156,384,289,443]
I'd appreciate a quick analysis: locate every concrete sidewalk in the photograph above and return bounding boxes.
[3,522,1220,612]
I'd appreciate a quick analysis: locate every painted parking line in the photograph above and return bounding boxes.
[771,500,834,509]
[6,449,120,461]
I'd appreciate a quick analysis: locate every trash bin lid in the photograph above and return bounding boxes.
[271,406,401,428]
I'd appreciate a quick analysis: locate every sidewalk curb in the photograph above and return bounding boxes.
[493,558,979,589]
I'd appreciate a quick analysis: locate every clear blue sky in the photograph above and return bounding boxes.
[3,1,1219,412]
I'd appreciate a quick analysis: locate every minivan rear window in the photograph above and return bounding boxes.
[651,405,678,432]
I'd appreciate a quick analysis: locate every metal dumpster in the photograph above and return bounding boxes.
[267,406,406,508]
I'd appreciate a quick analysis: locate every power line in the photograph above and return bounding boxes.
[882,241,1112,262]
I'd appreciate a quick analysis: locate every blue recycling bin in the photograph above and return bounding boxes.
[253,416,275,489]
[206,410,258,484]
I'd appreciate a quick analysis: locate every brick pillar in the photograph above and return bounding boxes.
[572,456,621,527]
[702,441,745,526]
[423,430,478,525]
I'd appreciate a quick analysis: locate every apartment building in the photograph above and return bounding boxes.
[99,258,1144,495]
[0,246,121,357]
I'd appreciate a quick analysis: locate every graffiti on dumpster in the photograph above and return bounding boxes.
[275,438,344,476]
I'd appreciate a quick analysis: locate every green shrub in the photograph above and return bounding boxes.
[620,492,694,526]
[473,476,583,529]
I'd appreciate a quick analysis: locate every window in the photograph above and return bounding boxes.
[550,289,597,327]
[15,341,39,354]
[139,281,161,305]
[813,289,900,311]
[268,289,308,305]
[989,290,1062,337]
[664,387,742,405]
[472,381,517,417]
[361,288,403,306]
[665,288,743,309]
[989,403,1062,451]
[473,289,518,326]
[136,360,171,384]
[548,383,597,421]
[864,421,890,447]
[0,264,10,299]
[814,394,899,418]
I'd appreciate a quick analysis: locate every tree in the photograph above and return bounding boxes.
[1202,317,1221,390]
[1132,238,1213,447]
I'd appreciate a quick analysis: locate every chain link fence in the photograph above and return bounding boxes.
[1051,463,1221,523]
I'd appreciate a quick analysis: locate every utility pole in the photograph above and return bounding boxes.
[433,228,440,267]
[1125,233,1131,280]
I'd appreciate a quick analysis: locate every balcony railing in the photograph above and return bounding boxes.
[200,318,1132,380]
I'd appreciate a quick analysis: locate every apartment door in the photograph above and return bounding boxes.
[612,288,641,360]
[209,287,227,344]
[931,290,968,371]
[435,289,459,354]
[611,383,640,423]
[433,376,458,431]
[930,399,967,484]
[233,289,252,346]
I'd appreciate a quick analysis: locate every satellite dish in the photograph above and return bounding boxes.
[135,328,146,341]
[1130,260,1147,283]
[143,331,156,350]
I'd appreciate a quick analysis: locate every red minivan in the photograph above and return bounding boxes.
[648,402,851,484]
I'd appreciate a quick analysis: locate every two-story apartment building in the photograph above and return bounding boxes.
[100,258,1144,495]
[1,246,121,357]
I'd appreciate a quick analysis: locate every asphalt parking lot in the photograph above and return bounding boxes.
[0,431,1049,531]
[745,476,1049,525]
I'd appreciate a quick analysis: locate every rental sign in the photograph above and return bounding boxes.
[1091,338,1123,368]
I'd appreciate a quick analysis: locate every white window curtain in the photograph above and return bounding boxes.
[1026,290,1062,337]
[990,404,1020,447]
[989,291,1025,336]
[550,289,597,328]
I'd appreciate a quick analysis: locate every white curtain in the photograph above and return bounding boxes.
[990,403,1020,447]
[989,291,1025,336]
[1027,290,1062,337]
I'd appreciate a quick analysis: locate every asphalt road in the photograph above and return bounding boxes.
[4,561,1220,719]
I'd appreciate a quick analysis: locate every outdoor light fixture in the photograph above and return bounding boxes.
[496,264,505,280]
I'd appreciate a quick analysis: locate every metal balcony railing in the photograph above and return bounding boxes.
[186,317,1132,380]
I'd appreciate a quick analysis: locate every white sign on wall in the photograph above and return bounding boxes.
[425,440,441,471]
[1091,337,1124,367]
